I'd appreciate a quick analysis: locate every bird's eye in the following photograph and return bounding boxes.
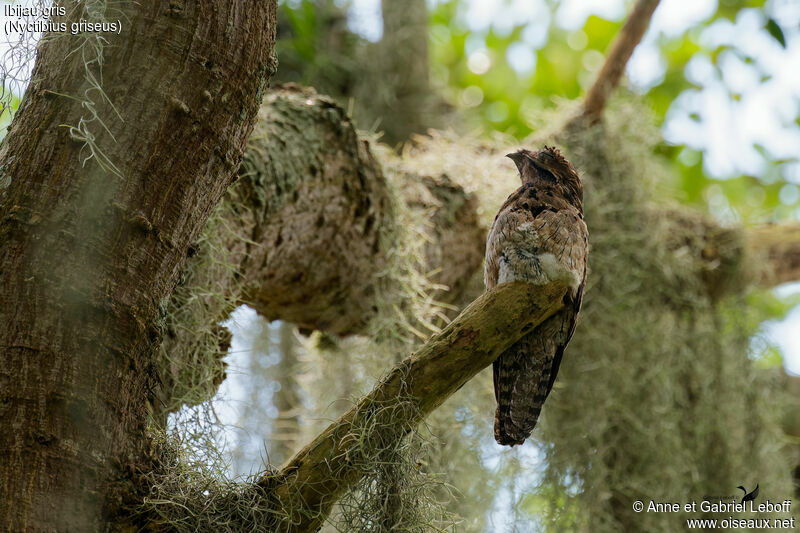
[537,168,557,183]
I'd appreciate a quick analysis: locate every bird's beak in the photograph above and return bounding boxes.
[507,151,541,173]
[506,152,527,173]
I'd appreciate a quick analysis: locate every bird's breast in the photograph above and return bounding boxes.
[497,250,582,292]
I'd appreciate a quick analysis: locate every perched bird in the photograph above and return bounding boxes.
[485,146,588,446]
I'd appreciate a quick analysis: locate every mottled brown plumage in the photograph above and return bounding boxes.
[485,146,588,446]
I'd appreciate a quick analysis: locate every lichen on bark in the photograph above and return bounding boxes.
[156,86,486,419]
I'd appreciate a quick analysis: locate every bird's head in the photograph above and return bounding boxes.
[506,146,583,210]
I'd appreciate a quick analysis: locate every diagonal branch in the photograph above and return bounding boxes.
[582,0,662,120]
[264,281,568,532]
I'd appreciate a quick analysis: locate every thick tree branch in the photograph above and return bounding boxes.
[236,91,483,332]
[582,0,661,120]
[265,281,567,532]
[234,85,393,335]
[670,210,800,296]
[162,86,482,347]
[157,87,484,415]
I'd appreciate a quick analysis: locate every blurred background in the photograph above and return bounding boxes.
[201,0,800,530]
[4,0,799,530]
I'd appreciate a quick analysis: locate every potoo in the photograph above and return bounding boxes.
[484,146,588,446]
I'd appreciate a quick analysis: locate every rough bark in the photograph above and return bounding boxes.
[237,91,482,322]
[0,3,277,530]
[265,281,568,532]
[154,85,391,417]
[159,84,483,368]
[236,85,393,335]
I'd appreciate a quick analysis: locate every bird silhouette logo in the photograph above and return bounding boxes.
[737,484,759,504]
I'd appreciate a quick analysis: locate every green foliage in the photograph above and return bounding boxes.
[429,1,619,136]
[426,0,799,220]
[0,93,19,140]
[764,18,785,47]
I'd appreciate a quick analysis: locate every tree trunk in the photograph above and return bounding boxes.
[0,2,277,530]
[363,0,431,144]
[271,322,302,464]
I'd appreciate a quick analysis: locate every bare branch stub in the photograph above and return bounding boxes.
[581,0,662,120]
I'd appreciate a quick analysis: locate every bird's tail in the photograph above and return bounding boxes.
[493,332,556,446]
[494,406,538,446]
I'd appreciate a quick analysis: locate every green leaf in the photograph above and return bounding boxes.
[765,18,786,48]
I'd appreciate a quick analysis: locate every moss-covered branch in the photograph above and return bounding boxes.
[671,213,800,296]
[264,281,567,532]
[156,85,484,416]
[746,222,800,287]
[235,87,482,333]
[234,84,393,336]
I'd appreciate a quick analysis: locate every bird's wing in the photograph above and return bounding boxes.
[546,280,584,397]
[485,183,546,289]
[537,207,587,396]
